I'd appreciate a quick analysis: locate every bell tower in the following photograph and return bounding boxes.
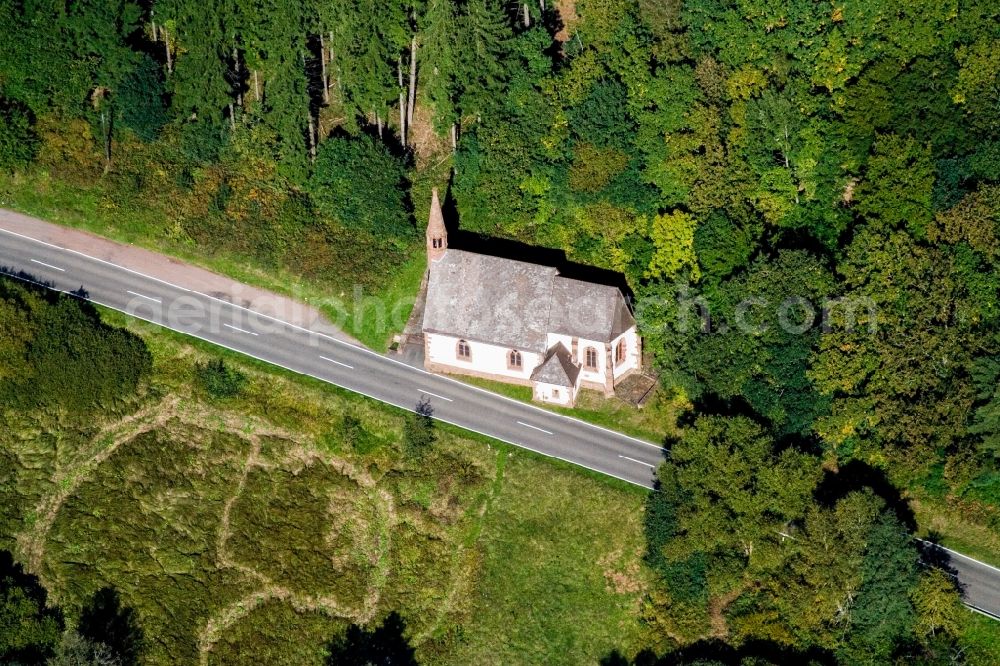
[426,187,448,262]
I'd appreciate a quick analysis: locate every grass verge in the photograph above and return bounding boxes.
[0,171,423,350]
[456,375,677,444]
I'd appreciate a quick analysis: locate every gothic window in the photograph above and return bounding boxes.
[615,339,626,365]
[508,349,522,369]
[457,339,471,360]
[585,347,598,369]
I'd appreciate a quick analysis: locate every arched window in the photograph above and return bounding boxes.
[615,339,626,365]
[457,339,471,360]
[584,347,598,369]
[508,349,522,369]
[432,237,443,248]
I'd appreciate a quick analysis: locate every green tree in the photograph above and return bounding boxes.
[0,551,63,664]
[655,416,821,591]
[855,134,935,237]
[840,512,920,661]
[646,210,700,281]
[810,228,981,475]
[77,587,144,666]
[309,134,412,240]
[0,99,38,170]
[911,569,965,643]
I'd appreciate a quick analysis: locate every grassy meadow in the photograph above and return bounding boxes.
[0,307,653,664]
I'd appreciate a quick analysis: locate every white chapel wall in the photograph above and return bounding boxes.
[426,332,541,381]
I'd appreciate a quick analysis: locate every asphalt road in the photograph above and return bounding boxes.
[2,226,999,619]
[0,227,666,487]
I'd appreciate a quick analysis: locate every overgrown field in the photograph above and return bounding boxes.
[0,307,651,664]
[0,168,429,351]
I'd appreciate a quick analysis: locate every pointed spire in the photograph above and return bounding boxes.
[426,187,448,262]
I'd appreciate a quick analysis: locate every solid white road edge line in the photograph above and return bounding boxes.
[1,266,657,494]
[517,421,554,435]
[78,292,651,488]
[30,258,65,271]
[319,355,354,369]
[418,388,453,402]
[915,538,1000,574]
[966,604,1000,620]
[0,227,192,292]
[1,225,666,452]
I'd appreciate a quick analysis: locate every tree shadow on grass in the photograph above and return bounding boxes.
[813,459,917,532]
[602,638,837,666]
[325,611,417,666]
[0,549,64,664]
[78,586,145,666]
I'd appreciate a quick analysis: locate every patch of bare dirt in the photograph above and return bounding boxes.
[708,587,744,638]
[599,547,645,595]
[409,101,452,170]
[555,0,579,42]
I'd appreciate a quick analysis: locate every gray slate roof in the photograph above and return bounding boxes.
[423,249,634,352]
[530,343,580,387]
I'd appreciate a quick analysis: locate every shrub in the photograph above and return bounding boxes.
[0,99,37,170]
[308,134,412,241]
[195,358,247,398]
[403,398,436,457]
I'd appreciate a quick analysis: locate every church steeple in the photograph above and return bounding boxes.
[426,187,448,262]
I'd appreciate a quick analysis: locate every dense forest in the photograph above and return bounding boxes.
[2,0,1000,663]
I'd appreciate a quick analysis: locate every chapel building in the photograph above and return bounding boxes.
[421,189,640,406]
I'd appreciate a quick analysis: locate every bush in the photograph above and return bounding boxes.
[0,550,64,663]
[195,358,247,398]
[115,54,168,143]
[0,279,152,413]
[0,99,37,170]
[308,134,412,240]
[403,398,436,457]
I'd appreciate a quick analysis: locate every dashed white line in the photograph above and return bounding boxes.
[0,227,670,456]
[319,355,354,369]
[0,267,661,490]
[30,258,65,272]
[126,290,162,303]
[3,228,671,457]
[618,455,656,469]
[0,227,192,292]
[517,421,553,435]
[223,323,259,336]
[418,388,453,402]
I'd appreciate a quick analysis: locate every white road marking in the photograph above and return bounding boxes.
[319,355,354,369]
[0,227,669,455]
[30,258,65,272]
[916,539,1000,574]
[619,455,656,469]
[418,388,453,402]
[223,323,259,336]
[966,604,1000,621]
[0,227,192,291]
[517,421,553,435]
[0,267,659,490]
[126,290,161,303]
